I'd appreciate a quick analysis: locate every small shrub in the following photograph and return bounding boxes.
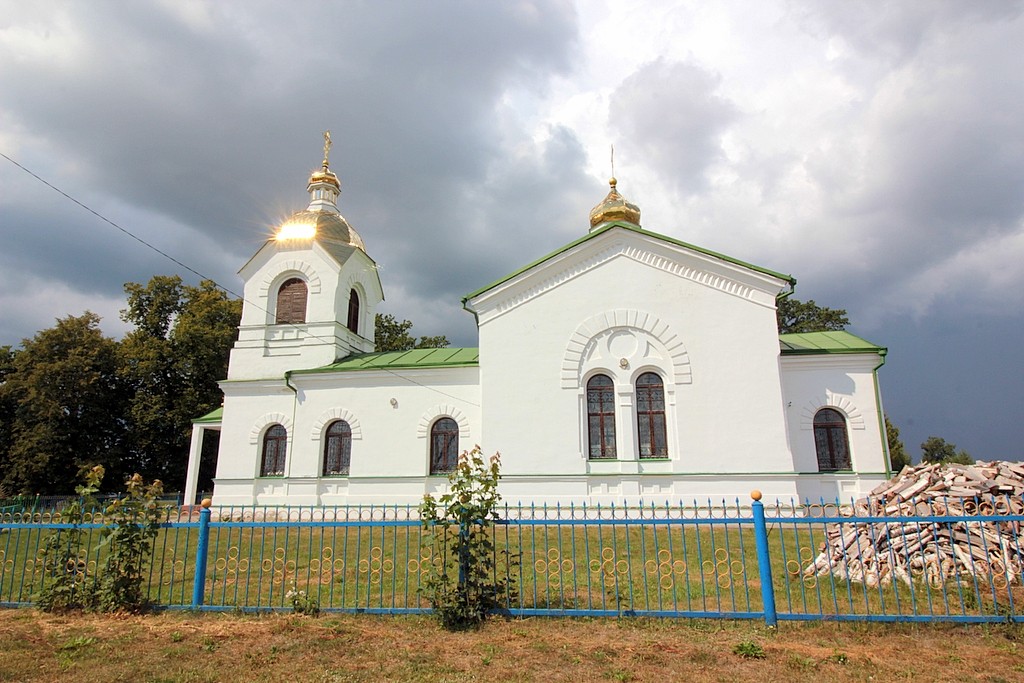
[91,473,164,612]
[35,467,104,612]
[419,446,517,630]
[733,640,766,659]
[285,584,320,617]
[36,467,164,613]
[59,635,97,651]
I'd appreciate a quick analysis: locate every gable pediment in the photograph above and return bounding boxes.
[465,225,792,325]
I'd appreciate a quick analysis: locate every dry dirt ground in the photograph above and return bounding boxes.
[0,609,1021,682]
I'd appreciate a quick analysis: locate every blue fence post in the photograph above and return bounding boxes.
[191,498,212,609]
[751,490,778,627]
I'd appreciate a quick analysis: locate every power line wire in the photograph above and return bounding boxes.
[0,151,240,298]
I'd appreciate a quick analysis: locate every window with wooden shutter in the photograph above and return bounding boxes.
[275,278,307,324]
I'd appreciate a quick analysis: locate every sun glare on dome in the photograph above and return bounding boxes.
[276,222,316,241]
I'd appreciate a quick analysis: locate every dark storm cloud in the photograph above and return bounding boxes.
[0,0,583,345]
[3,0,1021,463]
[370,124,601,346]
[757,3,1024,459]
[787,3,1024,319]
[608,59,738,196]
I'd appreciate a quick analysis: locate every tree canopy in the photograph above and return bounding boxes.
[1,313,129,493]
[0,277,240,495]
[920,436,973,465]
[374,313,450,352]
[776,297,850,334]
[885,415,910,473]
[118,276,241,487]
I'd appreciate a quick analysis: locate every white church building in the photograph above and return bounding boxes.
[184,144,891,507]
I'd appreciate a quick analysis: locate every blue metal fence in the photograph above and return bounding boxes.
[1,495,1022,623]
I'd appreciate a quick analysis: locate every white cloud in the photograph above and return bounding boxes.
[0,273,129,345]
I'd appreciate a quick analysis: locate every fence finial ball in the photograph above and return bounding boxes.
[201,498,212,509]
[750,490,763,501]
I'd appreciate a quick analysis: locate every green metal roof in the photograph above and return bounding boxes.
[294,347,480,375]
[779,331,886,356]
[462,221,796,303]
[193,407,223,424]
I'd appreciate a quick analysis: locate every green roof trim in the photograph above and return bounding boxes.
[462,221,796,303]
[193,407,223,424]
[779,331,886,356]
[294,347,480,375]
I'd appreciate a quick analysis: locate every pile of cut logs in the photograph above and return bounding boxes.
[801,461,1024,587]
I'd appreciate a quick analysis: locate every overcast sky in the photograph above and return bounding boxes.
[1,1,1021,462]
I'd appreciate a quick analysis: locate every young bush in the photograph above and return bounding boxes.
[35,466,104,612]
[36,467,164,613]
[419,446,517,630]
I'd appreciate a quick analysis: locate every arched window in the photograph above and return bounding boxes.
[347,289,360,334]
[587,374,616,459]
[260,424,288,476]
[813,408,851,471]
[636,372,668,459]
[275,278,307,324]
[323,420,352,476]
[429,417,459,474]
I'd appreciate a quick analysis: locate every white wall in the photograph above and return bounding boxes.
[471,228,795,488]
[779,353,889,500]
[213,367,481,505]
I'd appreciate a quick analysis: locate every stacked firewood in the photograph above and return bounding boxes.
[801,461,1024,587]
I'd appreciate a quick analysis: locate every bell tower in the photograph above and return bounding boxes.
[226,133,384,380]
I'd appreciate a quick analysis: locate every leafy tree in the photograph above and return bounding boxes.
[777,296,850,334]
[374,313,450,352]
[920,436,973,465]
[0,345,17,488]
[885,415,910,473]
[119,276,240,488]
[2,313,129,494]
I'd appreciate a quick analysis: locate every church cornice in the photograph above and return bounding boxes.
[468,229,786,325]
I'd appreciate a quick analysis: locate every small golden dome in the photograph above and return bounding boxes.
[308,165,340,191]
[589,177,640,230]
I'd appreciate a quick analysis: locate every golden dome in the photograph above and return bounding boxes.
[274,132,366,256]
[308,165,340,191]
[589,177,640,230]
[276,210,365,252]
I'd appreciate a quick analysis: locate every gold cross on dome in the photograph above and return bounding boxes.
[322,130,333,168]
